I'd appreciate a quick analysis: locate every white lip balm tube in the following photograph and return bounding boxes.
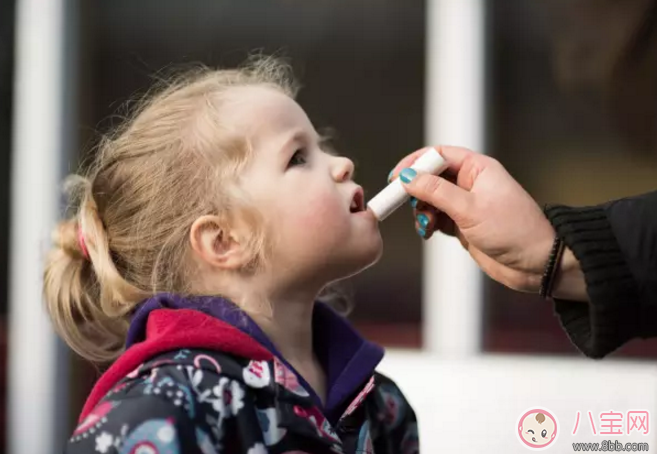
[366,147,449,221]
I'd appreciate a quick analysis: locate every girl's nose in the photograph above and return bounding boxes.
[332,156,355,182]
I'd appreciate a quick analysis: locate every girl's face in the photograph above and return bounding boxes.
[228,86,382,291]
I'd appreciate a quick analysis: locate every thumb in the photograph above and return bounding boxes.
[402,172,473,223]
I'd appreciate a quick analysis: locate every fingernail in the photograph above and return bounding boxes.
[410,197,418,208]
[400,168,417,184]
[417,227,426,238]
[387,170,394,183]
[417,213,429,228]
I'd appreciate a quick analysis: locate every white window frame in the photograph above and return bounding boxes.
[423,0,485,357]
[8,0,74,452]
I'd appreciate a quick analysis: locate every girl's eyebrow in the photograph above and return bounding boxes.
[278,128,338,156]
[279,130,305,155]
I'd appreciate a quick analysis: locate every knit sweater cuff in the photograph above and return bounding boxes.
[545,204,642,359]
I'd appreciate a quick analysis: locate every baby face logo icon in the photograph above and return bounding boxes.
[517,408,558,450]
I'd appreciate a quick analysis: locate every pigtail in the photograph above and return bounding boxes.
[43,176,146,363]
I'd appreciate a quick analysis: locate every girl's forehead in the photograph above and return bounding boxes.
[221,86,315,158]
[224,86,309,131]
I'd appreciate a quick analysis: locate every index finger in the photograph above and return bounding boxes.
[388,145,477,181]
[388,147,432,182]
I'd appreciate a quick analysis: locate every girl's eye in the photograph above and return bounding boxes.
[288,149,307,167]
[541,429,547,438]
[526,430,534,434]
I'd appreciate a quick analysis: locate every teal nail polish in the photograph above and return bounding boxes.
[410,197,418,208]
[387,170,394,183]
[417,213,429,228]
[400,168,417,184]
[417,227,426,238]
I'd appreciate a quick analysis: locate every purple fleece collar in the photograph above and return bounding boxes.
[125,293,384,423]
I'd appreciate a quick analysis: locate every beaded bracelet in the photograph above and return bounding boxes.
[539,235,566,299]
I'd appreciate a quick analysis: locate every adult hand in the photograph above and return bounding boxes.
[389,146,585,298]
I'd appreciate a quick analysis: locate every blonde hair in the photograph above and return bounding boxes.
[44,56,299,363]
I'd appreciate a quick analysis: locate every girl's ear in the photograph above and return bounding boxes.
[189,215,251,270]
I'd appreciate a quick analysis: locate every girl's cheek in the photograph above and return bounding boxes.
[318,198,347,227]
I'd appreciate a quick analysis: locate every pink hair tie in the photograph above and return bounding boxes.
[77,227,90,260]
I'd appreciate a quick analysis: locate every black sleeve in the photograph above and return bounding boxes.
[545,191,657,358]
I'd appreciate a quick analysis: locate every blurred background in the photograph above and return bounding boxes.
[2,0,657,452]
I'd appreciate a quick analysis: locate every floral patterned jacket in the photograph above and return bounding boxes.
[65,305,419,454]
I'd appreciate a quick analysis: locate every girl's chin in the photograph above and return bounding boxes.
[305,233,383,282]
[338,244,384,279]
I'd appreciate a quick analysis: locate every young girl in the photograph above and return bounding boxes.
[45,57,419,454]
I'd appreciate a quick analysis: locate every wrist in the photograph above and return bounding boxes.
[516,236,586,302]
[518,227,559,293]
[538,235,567,298]
[522,238,588,302]
[550,247,588,301]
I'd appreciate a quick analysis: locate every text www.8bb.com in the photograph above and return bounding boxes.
[572,440,649,451]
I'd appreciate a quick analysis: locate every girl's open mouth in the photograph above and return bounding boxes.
[350,187,365,213]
